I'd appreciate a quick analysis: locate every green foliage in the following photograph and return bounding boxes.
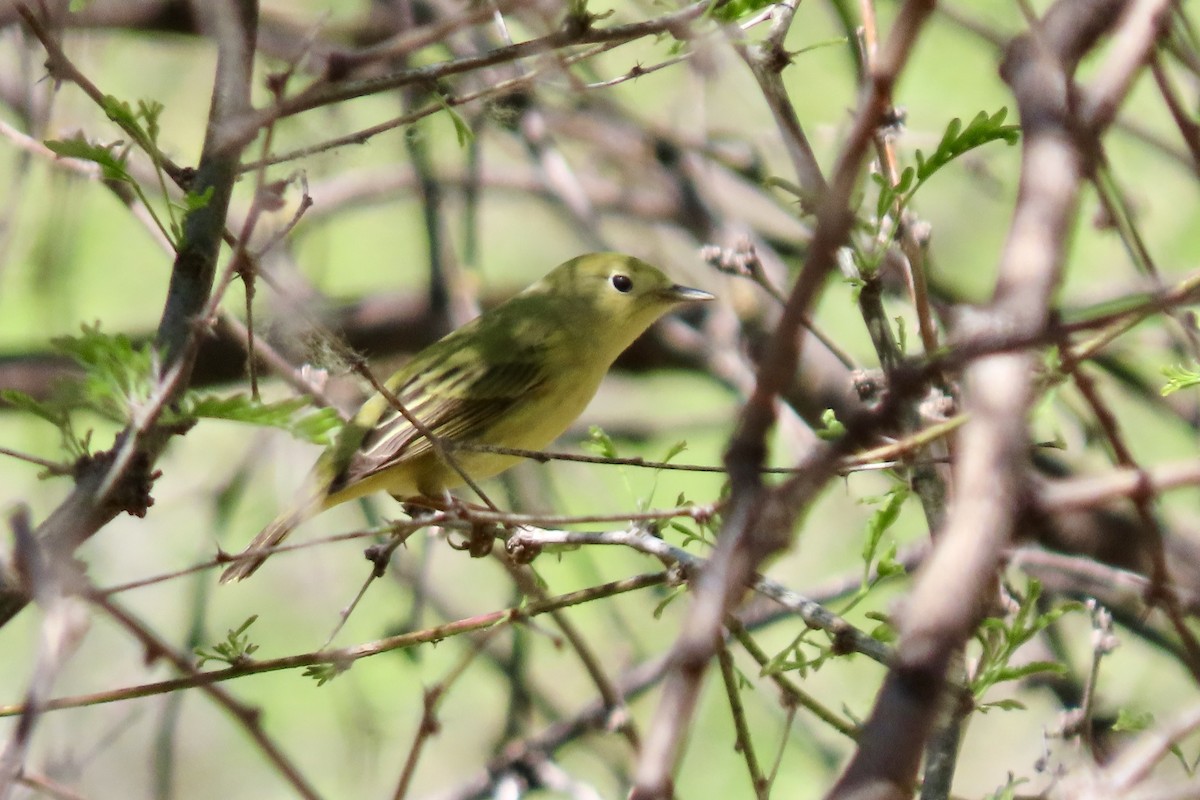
[986,775,1029,800]
[864,610,897,644]
[652,583,689,618]
[707,0,775,23]
[666,491,719,549]
[1111,707,1154,733]
[893,315,908,355]
[44,134,131,182]
[99,95,162,155]
[52,324,159,424]
[184,395,340,446]
[303,663,350,687]
[859,485,909,587]
[45,94,200,248]
[583,424,618,459]
[1161,362,1200,396]
[971,579,1081,711]
[760,627,838,678]
[1112,708,1200,775]
[867,108,1020,270]
[5,326,343,465]
[0,389,91,460]
[583,425,696,513]
[195,615,260,667]
[881,107,1021,219]
[815,408,847,441]
[436,94,475,147]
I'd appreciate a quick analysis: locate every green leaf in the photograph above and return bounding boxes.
[195,615,260,667]
[661,440,688,464]
[816,408,847,441]
[1112,708,1154,733]
[987,775,1029,800]
[0,389,68,428]
[894,315,908,355]
[707,0,775,23]
[861,488,907,575]
[303,662,349,686]
[137,99,164,144]
[970,578,1082,699]
[1162,363,1200,395]
[437,95,475,147]
[868,620,897,643]
[990,660,1068,683]
[652,584,687,619]
[185,394,341,446]
[44,134,131,183]
[183,185,215,212]
[876,108,1020,227]
[874,543,906,579]
[101,94,139,130]
[51,324,157,422]
[583,425,618,459]
[914,108,1020,188]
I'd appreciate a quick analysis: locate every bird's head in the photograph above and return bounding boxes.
[530,252,713,354]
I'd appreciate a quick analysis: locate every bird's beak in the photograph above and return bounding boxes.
[660,284,715,304]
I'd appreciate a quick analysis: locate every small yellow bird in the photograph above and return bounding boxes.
[220,252,713,582]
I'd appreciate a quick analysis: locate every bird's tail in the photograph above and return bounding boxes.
[219,494,323,583]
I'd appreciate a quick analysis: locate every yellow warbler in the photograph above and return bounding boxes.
[220,252,713,582]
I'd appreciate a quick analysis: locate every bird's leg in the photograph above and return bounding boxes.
[398,493,450,516]
[360,495,448,577]
[416,491,501,558]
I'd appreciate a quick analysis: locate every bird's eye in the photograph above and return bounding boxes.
[611,274,633,293]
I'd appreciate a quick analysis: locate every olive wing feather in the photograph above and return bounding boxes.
[332,354,549,489]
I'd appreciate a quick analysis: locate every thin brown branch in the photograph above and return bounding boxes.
[86,592,324,800]
[230,2,713,154]
[716,640,768,799]
[0,573,667,719]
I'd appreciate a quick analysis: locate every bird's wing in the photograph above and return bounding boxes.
[332,351,550,489]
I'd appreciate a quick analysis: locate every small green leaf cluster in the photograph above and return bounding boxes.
[183,394,340,447]
[760,625,841,678]
[815,408,847,441]
[303,662,350,687]
[43,94,212,248]
[872,108,1020,227]
[195,615,260,667]
[847,108,1020,283]
[970,579,1081,712]
[1161,362,1200,396]
[706,0,776,23]
[4,325,341,465]
[841,485,911,643]
[2,324,159,458]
